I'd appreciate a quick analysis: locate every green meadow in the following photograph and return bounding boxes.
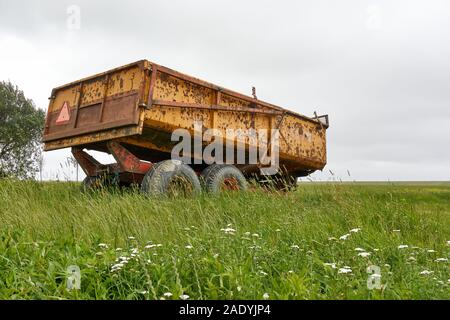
[0,180,448,299]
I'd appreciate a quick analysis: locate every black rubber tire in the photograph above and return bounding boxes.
[199,164,226,184]
[81,176,105,192]
[200,164,247,194]
[140,160,201,197]
[140,161,165,195]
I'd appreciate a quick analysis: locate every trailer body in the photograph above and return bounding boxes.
[43,60,328,183]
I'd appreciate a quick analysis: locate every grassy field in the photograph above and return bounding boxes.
[0,180,449,300]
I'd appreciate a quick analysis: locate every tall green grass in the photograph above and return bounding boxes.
[0,180,448,299]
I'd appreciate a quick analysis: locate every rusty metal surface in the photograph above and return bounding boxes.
[43,59,328,175]
[106,141,152,175]
[71,147,108,177]
[43,60,148,143]
[72,145,149,185]
[144,63,328,171]
[43,125,142,151]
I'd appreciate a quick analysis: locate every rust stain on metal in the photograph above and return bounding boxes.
[106,141,152,174]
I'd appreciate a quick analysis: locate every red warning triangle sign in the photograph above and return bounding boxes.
[56,101,70,124]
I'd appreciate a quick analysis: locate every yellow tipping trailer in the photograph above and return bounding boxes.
[43,60,329,194]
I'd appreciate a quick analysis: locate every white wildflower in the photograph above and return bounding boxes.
[393,229,401,232]
[221,227,236,234]
[98,243,108,248]
[407,256,416,262]
[111,263,124,271]
[180,294,190,300]
[128,236,136,240]
[145,244,156,249]
[357,252,371,258]
[275,229,281,232]
[427,249,437,253]
[398,245,408,249]
[419,270,433,276]
[185,245,193,249]
[263,293,269,300]
[291,245,300,249]
[435,258,448,262]
[116,248,122,251]
[354,247,365,252]
[119,256,129,263]
[236,286,242,292]
[338,267,352,274]
[328,237,337,241]
[252,233,260,238]
[339,234,351,240]
[259,271,268,276]
[139,290,148,294]
[163,292,173,297]
[324,263,337,269]
[373,248,380,252]
[349,228,361,233]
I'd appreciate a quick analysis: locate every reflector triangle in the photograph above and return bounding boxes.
[56,101,70,124]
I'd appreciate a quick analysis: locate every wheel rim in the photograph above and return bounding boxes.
[166,175,194,197]
[220,177,240,191]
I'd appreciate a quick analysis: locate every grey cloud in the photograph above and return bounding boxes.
[0,0,449,181]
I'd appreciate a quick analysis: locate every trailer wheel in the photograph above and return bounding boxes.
[140,160,201,197]
[201,164,247,193]
[81,176,104,192]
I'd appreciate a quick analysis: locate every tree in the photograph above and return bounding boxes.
[0,81,45,179]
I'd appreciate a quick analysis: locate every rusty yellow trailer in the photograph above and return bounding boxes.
[42,60,328,194]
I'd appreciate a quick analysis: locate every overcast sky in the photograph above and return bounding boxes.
[1,0,449,181]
